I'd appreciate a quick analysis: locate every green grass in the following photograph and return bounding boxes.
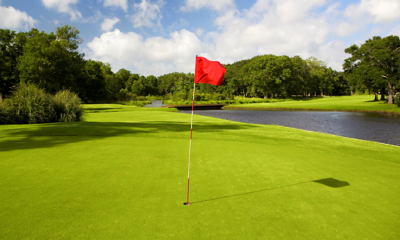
[1,104,399,239]
[226,95,400,113]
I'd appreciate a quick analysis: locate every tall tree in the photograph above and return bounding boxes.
[82,60,106,101]
[0,29,27,101]
[17,26,85,94]
[344,35,400,104]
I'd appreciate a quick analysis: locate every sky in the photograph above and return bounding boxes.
[1,0,400,76]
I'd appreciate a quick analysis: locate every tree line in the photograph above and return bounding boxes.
[1,25,399,104]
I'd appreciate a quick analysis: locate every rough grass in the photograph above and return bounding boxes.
[0,105,399,239]
[226,95,400,113]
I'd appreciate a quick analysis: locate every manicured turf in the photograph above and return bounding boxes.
[226,95,400,113]
[1,105,399,239]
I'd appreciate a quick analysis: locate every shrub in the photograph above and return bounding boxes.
[50,90,83,122]
[3,84,51,124]
[0,102,14,124]
[173,92,187,102]
[0,84,84,125]
[394,92,400,107]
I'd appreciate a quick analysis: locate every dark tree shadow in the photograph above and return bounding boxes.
[0,121,253,152]
[291,97,324,101]
[190,178,350,204]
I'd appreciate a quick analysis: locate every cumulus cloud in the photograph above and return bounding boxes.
[130,0,163,28]
[103,0,128,12]
[345,0,400,23]
[101,17,120,31]
[180,0,235,12]
[86,0,378,75]
[274,0,327,23]
[86,29,202,75]
[0,5,37,30]
[207,0,332,63]
[41,0,81,20]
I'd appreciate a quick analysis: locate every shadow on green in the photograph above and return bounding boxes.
[191,178,350,204]
[0,121,254,152]
[313,178,350,188]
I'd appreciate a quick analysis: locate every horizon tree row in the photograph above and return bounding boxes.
[1,25,398,103]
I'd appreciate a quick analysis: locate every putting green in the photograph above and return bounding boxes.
[0,106,399,239]
[226,95,400,113]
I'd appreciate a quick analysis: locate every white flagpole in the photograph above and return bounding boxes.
[186,81,196,206]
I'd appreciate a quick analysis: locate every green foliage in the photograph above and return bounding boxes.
[0,84,83,124]
[394,93,400,107]
[344,35,400,104]
[117,89,138,101]
[1,83,51,124]
[17,26,85,95]
[0,29,27,97]
[50,90,83,122]
[81,60,107,102]
[172,92,187,102]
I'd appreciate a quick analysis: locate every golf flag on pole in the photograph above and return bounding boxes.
[194,56,226,86]
[185,56,226,206]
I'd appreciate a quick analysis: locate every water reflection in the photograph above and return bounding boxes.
[145,100,166,108]
[179,110,400,146]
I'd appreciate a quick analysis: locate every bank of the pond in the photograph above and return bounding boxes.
[225,95,400,114]
[1,105,399,239]
[223,106,400,115]
[179,110,400,146]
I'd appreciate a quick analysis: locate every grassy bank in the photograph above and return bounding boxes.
[0,105,399,239]
[225,95,400,114]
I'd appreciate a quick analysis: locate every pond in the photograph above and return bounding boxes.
[179,109,400,146]
[144,100,166,108]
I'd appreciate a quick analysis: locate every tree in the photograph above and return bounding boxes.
[0,29,27,101]
[306,57,327,96]
[17,26,85,95]
[344,35,400,104]
[82,60,106,101]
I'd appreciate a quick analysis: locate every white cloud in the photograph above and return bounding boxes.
[274,0,327,23]
[345,0,400,23]
[86,29,202,76]
[180,0,234,12]
[207,0,333,64]
[41,0,82,20]
[0,6,37,30]
[100,17,120,31]
[130,0,163,28]
[196,28,204,37]
[103,0,128,12]
[87,0,380,75]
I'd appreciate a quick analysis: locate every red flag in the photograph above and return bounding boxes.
[194,56,226,86]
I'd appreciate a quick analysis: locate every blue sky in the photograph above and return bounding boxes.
[1,0,400,76]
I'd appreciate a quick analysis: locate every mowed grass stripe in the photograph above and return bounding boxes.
[0,107,399,239]
[226,95,400,113]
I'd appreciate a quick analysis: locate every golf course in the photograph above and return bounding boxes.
[1,104,399,239]
[226,95,400,114]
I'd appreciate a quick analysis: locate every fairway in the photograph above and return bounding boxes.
[1,105,399,239]
[226,95,400,113]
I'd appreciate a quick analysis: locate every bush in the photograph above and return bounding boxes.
[0,103,13,124]
[1,84,51,124]
[173,92,187,102]
[394,92,400,107]
[0,84,83,125]
[50,90,83,122]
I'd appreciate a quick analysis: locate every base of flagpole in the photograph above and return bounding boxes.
[183,202,191,206]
